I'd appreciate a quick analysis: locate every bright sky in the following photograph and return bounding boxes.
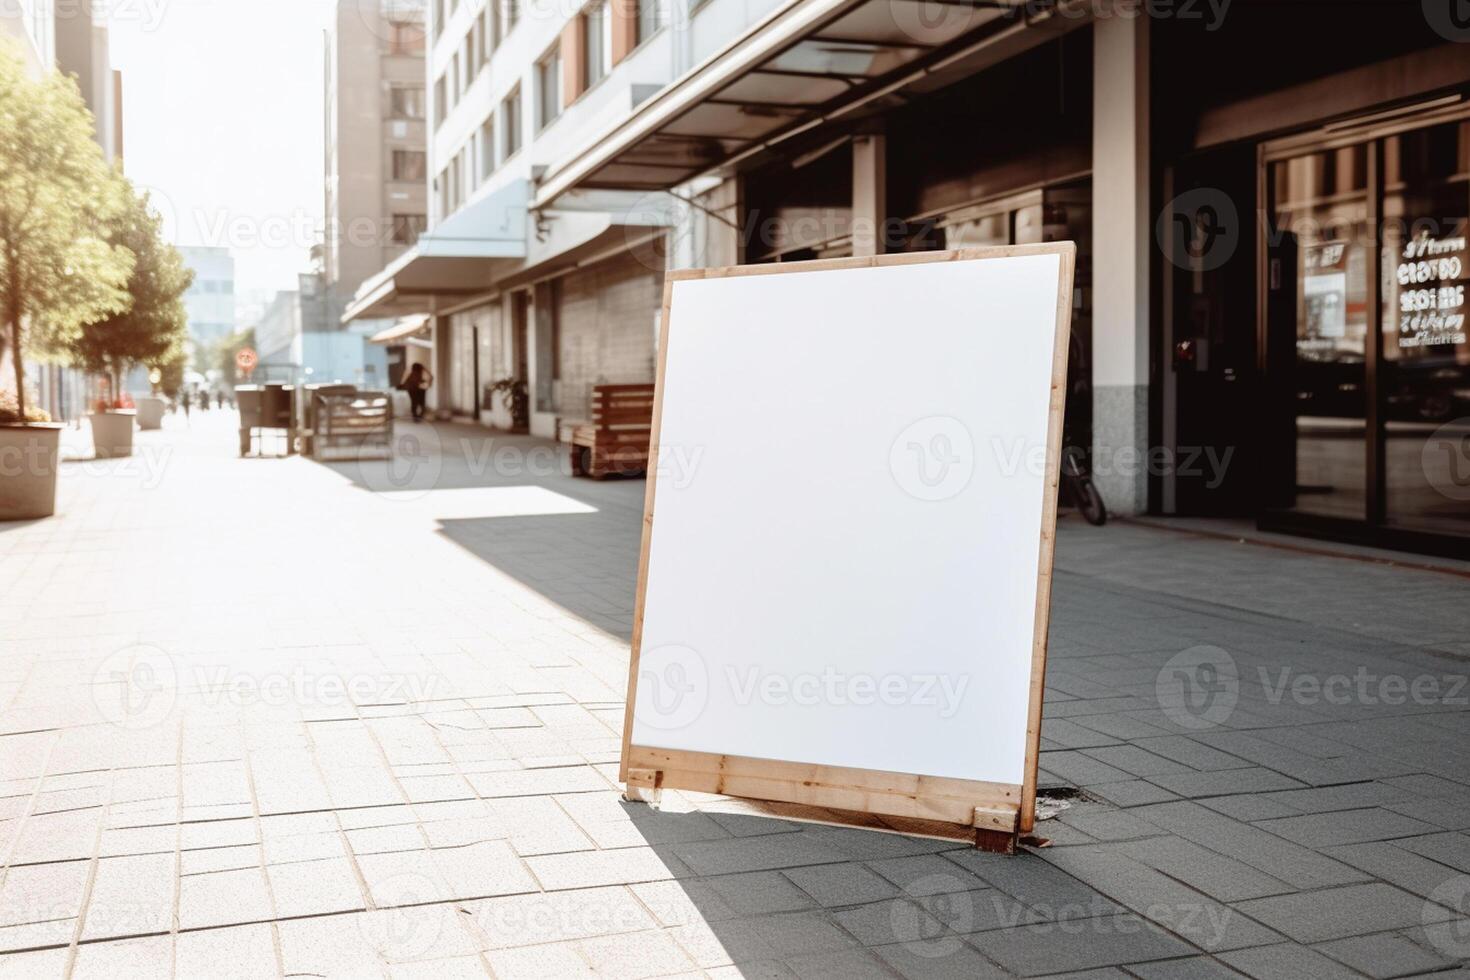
[107,0,337,310]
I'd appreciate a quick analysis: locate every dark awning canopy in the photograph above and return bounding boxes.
[533,0,1090,207]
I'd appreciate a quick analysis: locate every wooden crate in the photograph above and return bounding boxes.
[557,383,655,479]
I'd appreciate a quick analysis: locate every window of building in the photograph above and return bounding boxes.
[434,75,446,125]
[392,150,427,182]
[636,0,660,45]
[387,17,425,55]
[451,54,461,105]
[480,116,495,180]
[485,0,500,54]
[390,86,425,120]
[462,34,474,92]
[392,214,427,246]
[506,0,520,33]
[536,47,561,131]
[583,1,609,89]
[472,15,485,73]
[433,0,444,38]
[502,86,521,159]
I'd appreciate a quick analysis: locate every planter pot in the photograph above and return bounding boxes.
[136,397,166,430]
[0,423,63,521]
[89,410,137,458]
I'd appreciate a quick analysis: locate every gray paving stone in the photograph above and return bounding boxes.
[1218,943,1365,979]
[783,862,900,907]
[967,912,1196,976]
[871,938,1012,979]
[1116,836,1294,903]
[667,833,849,877]
[1082,780,1181,808]
[1147,767,1307,799]
[1129,802,1368,889]
[1233,882,1457,944]
[1314,931,1453,978]
[1254,808,1442,848]
[1126,957,1248,980]
[1041,845,1282,952]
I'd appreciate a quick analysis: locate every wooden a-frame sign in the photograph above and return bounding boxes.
[619,244,1076,851]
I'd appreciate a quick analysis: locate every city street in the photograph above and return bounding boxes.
[1,412,1469,979]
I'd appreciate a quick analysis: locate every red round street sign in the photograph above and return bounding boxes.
[235,348,258,372]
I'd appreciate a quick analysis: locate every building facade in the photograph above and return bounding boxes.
[347,0,1470,558]
[323,0,430,318]
[178,245,237,352]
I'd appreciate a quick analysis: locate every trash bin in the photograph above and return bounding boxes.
[297,383,356,456]
[235,383,296,456]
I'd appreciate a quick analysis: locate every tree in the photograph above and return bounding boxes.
[0,41,134,418]
[70,184,193,401]
[215,327,257,387]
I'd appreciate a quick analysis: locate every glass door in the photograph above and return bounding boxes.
[1266,144,1372,520]
[1262,109,1470,549]
[1380,120,1470,537]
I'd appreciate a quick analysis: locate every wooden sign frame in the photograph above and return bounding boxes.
[619,243,1076,849]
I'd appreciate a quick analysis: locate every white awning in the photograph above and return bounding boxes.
[343,178,530,323]
[368,315,431,345]
[532,0,1089,208]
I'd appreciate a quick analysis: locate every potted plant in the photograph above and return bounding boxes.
[487,377,530,433]
[0,390,63,520]
[69,186,192,452]
[0,46,133,519]
[88,392,137,458]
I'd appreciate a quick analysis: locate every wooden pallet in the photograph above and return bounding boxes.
[311,392,393,460]
[557,383,655,479]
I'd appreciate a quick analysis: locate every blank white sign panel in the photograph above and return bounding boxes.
[633,253,1064,787]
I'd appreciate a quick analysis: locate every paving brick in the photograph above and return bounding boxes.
[82,853,175,940]
[1233,882,1457,943]
[1129,802,1367,889]
[1147,767,1306,798]
[175,923,279,978]
[1314,931,1453,978]
[1219,943,1365,979]
[967,913,1196,976]
[666,833,848,877]
[1254,808,1441,848]
[630,871,815,926]
[176,866,274,930]
[525,846,686,890]
[669,910,859,970]
[1116,836,1293,903]
[870,939,1012,979]
[267,856,366,917]
[70,935,172,980]
[783,862,899,907]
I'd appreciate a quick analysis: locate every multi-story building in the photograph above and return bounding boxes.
[0,0,54,78]
[178,246,237,352]
[257,271,389,388]
[323,0,430,319]
[347,0,1470,558]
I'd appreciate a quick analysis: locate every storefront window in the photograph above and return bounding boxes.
[1269,144,1370,520]
[1380,121,1470,536]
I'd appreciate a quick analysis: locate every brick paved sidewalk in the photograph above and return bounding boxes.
[1,411,1467,978]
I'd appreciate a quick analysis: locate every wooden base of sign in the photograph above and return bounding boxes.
[622,748,1025,852]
